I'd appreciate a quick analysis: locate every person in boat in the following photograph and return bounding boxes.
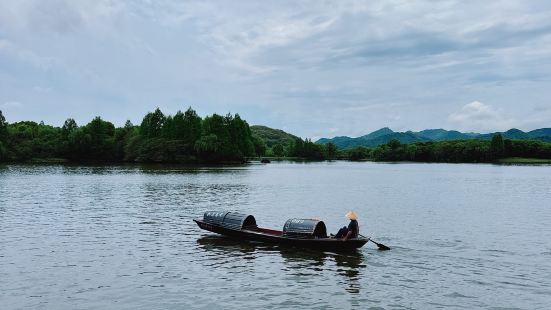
[334,211,359,240]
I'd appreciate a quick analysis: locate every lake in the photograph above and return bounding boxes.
[1,162,550,309]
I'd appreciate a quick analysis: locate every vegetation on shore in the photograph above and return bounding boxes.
[0,108,263,163]
[250,125,298,152]
[249,125,337,159]
[251,126,551,164]
[1,109,550,164]
[0,109,336,163]
[342,135,551,163]
[498,157,551,164]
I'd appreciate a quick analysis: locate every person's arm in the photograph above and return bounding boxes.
[343,230,353,241]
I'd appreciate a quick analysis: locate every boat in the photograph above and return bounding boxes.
[193,211,370,251]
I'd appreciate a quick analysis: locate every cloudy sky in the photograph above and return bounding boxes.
[1,0,550,139]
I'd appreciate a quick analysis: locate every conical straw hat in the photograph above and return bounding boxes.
[345,211,358,220]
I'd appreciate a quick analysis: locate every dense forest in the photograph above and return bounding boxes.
[344,135,551,163]
[0,108,266,163]
[252,126,551,163]
[0,108,346,163]
[250,125,298,155]
[1,109,550,164]
[250,125,337,159]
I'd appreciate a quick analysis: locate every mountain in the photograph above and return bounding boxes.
[316,127,551,149]
[317,129,433,148]
[317,136,355,147]
[417,129,470,141]
[250,125,299,148]
[360,127,394,140]
[528,128,551,139]
[478,128,529,140]
[252,125,551,150]
[360,131,430,147]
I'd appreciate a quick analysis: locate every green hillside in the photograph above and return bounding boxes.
[250,125,298,149]
[417,129,470,141]
[317,127,551,149]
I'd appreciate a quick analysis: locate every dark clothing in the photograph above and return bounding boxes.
[348,220,359,238]
[335,220,359,239]
[335,226,349,238]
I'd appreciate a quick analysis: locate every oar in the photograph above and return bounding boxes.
[360,234,390,250]
[370,239,390,251]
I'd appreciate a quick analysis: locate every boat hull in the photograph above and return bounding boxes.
[194,219,369,251]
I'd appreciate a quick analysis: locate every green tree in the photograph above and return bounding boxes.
[289,138,304,157]
[302,139,324,159]
[387,139,401,150]
[140,108,166,138]
[124,120,134,129]
[60,118,78,156]
[114,120,137,161]
[228,114,255,157]
[272,143,285,157]
[162,115,175,138]
[0,141,5,161]
[490,133,505,159]
[182,107,202,147]
[62,118,78,137]
[194,134,220,158]
[67,117,115,161]
[196,114,232,161]
[0,110,6,161]
[171,110,186,139]
[252,135,266,156]
[0,110,7,142]
[165,107,202,157]
[288,137,325,159]
[324,142,337,159]
[348,146,370,161]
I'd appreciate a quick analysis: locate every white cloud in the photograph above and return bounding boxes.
[0,0,124,35]
[0,1,550,136]
[448,101,516,132]
[1,101,23,108]
[204,6,338,74]
[0,39,56,70]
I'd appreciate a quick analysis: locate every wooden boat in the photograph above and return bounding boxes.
[194,211,370,251]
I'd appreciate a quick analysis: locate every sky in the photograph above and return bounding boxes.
[1,0,550,139]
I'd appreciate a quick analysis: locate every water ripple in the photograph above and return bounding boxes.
[1,163,551,309]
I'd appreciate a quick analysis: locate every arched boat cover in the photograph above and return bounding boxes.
[203,211,257,230]
[283,219,327,239]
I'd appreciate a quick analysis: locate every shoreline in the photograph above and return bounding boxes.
[2,157,551,166]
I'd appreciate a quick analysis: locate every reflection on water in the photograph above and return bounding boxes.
[334,252,366,294]
[197,236,366,294]
[197,236,259,256]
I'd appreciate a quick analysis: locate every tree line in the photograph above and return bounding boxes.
[0,108,264,163]
[343,134,551,162]
[1,108,550,163]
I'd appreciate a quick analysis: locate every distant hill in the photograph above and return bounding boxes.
[477,128,551,141]
[250,125,299,148]
[365,131,430,147]
[360,127,394,140]
[316,136,354,147]
[417,129,471,141]
[316,127,551,149]
[478,128,529,140]
[528,128,551,138]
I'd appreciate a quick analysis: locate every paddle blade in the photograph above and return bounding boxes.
[370,239,391,251]
[377,243,390,251]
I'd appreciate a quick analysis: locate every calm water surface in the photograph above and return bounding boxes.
[1,162,551,309]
